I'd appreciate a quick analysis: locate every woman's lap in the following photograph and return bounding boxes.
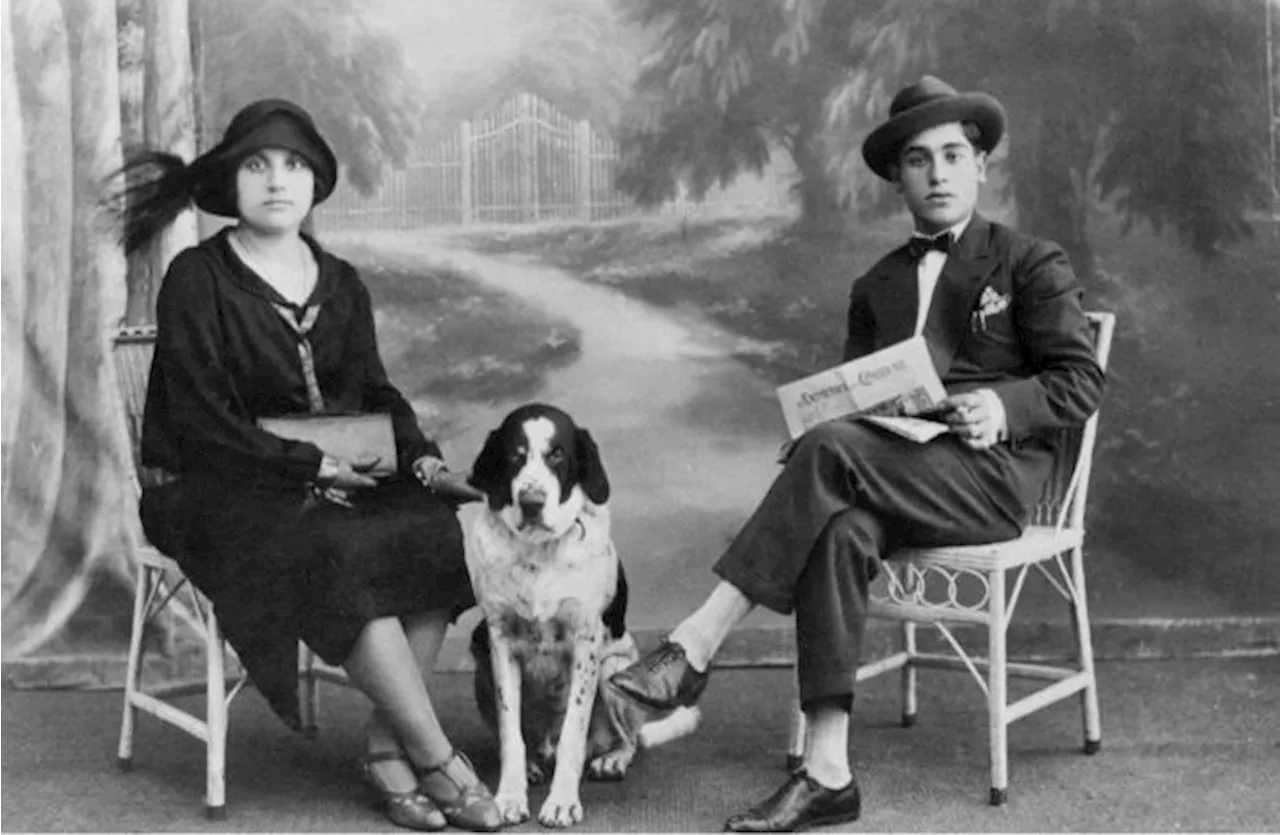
[139,474,474,720]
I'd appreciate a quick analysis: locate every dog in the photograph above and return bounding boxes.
[466,403,699,828]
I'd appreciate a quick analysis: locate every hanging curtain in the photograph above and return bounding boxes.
[1,0,149,672]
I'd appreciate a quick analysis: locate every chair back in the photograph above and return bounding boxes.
[111,325,159,496]
[1029,312,1116,532]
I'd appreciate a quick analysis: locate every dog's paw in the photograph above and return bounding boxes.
[493,790,530,825]
[538,788,584,829]
[587,748,634,782]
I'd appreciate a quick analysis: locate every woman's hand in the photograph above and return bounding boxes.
[317,454,382,489]
[430,470,487,504]
[412,455,486,504]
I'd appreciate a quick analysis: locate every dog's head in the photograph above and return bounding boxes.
[469,403,610,541]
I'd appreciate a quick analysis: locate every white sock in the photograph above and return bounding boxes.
[803,705,853,789]
[667,581,754,671]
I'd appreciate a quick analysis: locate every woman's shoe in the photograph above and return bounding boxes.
[359,751,447,831]
[416,750,503,832]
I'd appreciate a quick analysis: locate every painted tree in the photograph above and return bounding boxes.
[615,0,907,226]
[1092,0,1271,258]
[186,0,423,196]
[889,0,1273,277]
[131,0,198,323]
[114,2,143,149]
[621,0,1271,272]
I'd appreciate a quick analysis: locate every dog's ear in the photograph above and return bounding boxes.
[469,429,508,508]
[575,427,610,504]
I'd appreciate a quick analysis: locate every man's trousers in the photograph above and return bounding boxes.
[712,419,1049,706]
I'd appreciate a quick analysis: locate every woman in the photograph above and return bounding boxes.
[119,99,501,832]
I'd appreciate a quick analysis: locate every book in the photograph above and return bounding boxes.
[775,336,950,443]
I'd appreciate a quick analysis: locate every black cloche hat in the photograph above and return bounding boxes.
[190,99,338,217]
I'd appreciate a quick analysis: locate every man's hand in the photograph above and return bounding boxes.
[938,389,1008,450]
[317,454,382,489]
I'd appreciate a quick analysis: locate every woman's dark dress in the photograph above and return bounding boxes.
[139,228,474,728]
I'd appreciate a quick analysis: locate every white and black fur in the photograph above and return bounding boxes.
[466,403,698,828]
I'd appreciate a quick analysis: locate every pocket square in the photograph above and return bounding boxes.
[972,287,1010,332]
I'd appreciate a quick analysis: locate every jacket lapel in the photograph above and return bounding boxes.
[864,248,919,348]
[864,215,998,379]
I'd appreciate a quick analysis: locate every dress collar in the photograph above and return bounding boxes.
[215,227,336,309]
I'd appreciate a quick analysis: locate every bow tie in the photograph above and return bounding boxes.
[907,233,952,260]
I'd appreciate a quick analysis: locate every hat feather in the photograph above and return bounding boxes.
[109,150,195,254]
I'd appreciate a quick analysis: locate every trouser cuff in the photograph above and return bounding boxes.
[711,559,794,614]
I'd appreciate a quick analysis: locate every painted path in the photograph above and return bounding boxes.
[331,231,792,633]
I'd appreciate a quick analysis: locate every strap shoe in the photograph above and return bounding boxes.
[416,750,502,832]
[358,751,446,831]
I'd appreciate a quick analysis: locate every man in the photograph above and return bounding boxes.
[609,76,1105,832]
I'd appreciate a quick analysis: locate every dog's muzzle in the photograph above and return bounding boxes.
[517,488,547,527]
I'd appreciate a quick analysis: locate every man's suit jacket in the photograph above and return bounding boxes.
[844,214,1106,506]
[845,213,1104,442]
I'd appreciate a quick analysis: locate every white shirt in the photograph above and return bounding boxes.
[913,216,971,336]
[910,216,1008,444]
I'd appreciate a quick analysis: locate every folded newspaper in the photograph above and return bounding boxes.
[775,336,951,443]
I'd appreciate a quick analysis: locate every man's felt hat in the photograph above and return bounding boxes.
[861,76,1006,181]
[190,99,338,217]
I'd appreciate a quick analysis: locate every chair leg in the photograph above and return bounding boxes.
[1068,545,1103,754]
[986,568,1009,806]
[203,605,228,820]
[298,643,320,737]
[900,619,918,727]
[117,563,151,772]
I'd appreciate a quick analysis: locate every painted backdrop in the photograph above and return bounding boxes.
[2,0,141,668]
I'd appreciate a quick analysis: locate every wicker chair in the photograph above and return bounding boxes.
[111,324,348,819]
[784,311,1115,806]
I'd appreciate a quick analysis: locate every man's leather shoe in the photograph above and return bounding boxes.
[724,770,861,833]
[608,639,709,711]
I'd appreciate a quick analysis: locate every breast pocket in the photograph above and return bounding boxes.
[963,310,1022,370]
